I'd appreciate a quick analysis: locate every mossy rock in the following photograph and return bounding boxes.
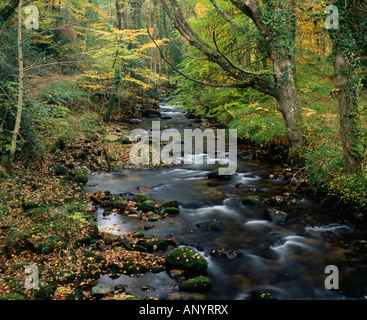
[134,193,153,203]
[72,151,88,161]
[34,282,57,300]
[166,247,208,273]
[164,207,179,215]
[162,200,180,209]
[122,261,135,272]
[54,165,68,176]
[101,196,127,211]
[72,173,88,185]
[242,195,262,206]
[132,232,145,239]
[144,239,168,251]
[66,288,86,300]
[179,276,213,293]
[90,195,101,205]
[138,200,156,213]
[133,244,147,252]
[151,266,166,274]
[124,264,148,275]
[267,195,287,206]
[147,213,161,221]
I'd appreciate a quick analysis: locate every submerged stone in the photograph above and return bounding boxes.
[265,208,289,224]
[242,195,262,206]
[179,276,213,292]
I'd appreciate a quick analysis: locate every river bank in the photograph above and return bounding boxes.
[1,99,366,300]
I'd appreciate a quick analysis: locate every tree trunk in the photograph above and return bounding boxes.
[334,47,362,173]
[273,56,304,162]
[9,0,23,165]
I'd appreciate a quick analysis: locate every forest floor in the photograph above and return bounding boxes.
[0,115,175,300]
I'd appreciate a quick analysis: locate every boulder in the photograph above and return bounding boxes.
[101,196,127,212]
[134,193,154,203]
[144,239,169,252]
[101,231,120,244]
[165,247,208,273]
[138,200,156,213]
[164,207,179,215]
[72,173,88,185]
[162,200,180,209]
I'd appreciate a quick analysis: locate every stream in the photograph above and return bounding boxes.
[85,102,367,300]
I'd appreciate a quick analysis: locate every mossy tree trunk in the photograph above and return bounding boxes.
[329,0,366,174]
[334,45,363,173]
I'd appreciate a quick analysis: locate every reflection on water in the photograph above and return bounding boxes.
[84,104,367,300]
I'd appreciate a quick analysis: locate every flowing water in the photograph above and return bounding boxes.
[85,103,367,300]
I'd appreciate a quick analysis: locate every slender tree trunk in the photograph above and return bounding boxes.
[334,46,362,173]
[116,0,123,30]
[9,0,23,164]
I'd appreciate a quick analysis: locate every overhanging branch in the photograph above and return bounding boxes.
[147,28,252,89]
